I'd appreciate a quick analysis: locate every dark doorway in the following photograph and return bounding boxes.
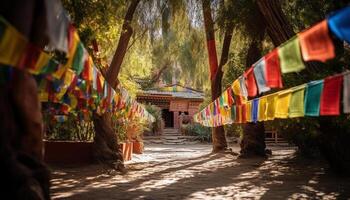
[162,109,174,128]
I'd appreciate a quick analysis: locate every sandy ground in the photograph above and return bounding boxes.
[50,143,350,200]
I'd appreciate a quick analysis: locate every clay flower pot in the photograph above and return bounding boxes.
[132,140,144,154]
[119,142,133,161]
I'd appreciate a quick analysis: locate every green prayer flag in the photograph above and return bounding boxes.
[72,42,85,75]
[289,84,306,118]
[231,106,236,122]
[278,36,305,73]
[41,59,59,74]
[304,80,324,116]
[219,95,224,107]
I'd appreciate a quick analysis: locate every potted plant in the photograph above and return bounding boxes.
[126,117,148,154]
[114,116,133,161]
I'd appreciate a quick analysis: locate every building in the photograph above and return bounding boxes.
[136,84,204,129]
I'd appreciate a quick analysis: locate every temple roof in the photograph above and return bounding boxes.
[138,84,204,100]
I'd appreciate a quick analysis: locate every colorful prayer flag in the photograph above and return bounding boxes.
[304,80,324,116]
[299,20,335,62]
[253,58,270,94]
[245,67,258,97]
[252,98,259,123]
[0,18,28,66]
[327,6,350,44]
[320,75,343,115]
[258,96,267,121]
[289,84,306,118]
[278,36,305,73]
[266,93,278,120]
[246,101,252,122]
[275,90,292,118]
[265,49,283,88]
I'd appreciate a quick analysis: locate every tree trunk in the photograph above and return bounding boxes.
[256,0,294,46]
[0,0,50,199]
[202,0,234,152]
[240,39,267,158]
[92,0,140,172]
[106,0,140,89]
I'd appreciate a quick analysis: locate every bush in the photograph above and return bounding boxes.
[145,104,164,135]
[44,112,94,141]
[224,124,243,138]
[181,123,211,142]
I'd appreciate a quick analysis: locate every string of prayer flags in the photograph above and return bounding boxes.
[194,72,349,127]
[299,20,335,62]
[0,14,155,123]
[328,6,350,44]
[253,58,270,94]
[275,90,292,119]
[245,67,258,97]
[265,49,283,88]
[320,74,343,115]
[304,80,324,116]
[289,84,306,118]
[278,36,305,73]
[343,73,350,113]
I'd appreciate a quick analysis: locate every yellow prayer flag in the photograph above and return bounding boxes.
[29,52,51,74]
[266,93,278,120]
[232,79,241,96]
[0,22,28,66]
[275,90,292,118]
[289,84,306,118]
[258,96,268,121]
[56,69,76,100]
[246,101,252,122]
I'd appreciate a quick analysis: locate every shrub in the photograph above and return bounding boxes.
[181,123,212,142]
[145,104,164,135]
[44,112,94,141]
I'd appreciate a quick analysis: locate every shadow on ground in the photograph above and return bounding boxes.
[50,144,350,200]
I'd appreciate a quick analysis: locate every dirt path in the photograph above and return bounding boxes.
[51,144,350,200]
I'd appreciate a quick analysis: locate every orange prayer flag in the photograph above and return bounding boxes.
[299,20,335,62]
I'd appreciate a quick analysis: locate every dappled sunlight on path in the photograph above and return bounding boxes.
[51,144,350,200]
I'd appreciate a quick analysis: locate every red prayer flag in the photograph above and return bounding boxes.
[235,105,241,123]
[18,43,41,70]
[244,67,258,97]
[265,49,283,88]
[299,20,335,62]
[320,75,343,115]
[227,87,234,106]
[241,104,247,123]
[207,40,218,80]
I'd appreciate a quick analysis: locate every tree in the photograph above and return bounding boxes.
[91,0,141,172]
[201,0,236,152]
